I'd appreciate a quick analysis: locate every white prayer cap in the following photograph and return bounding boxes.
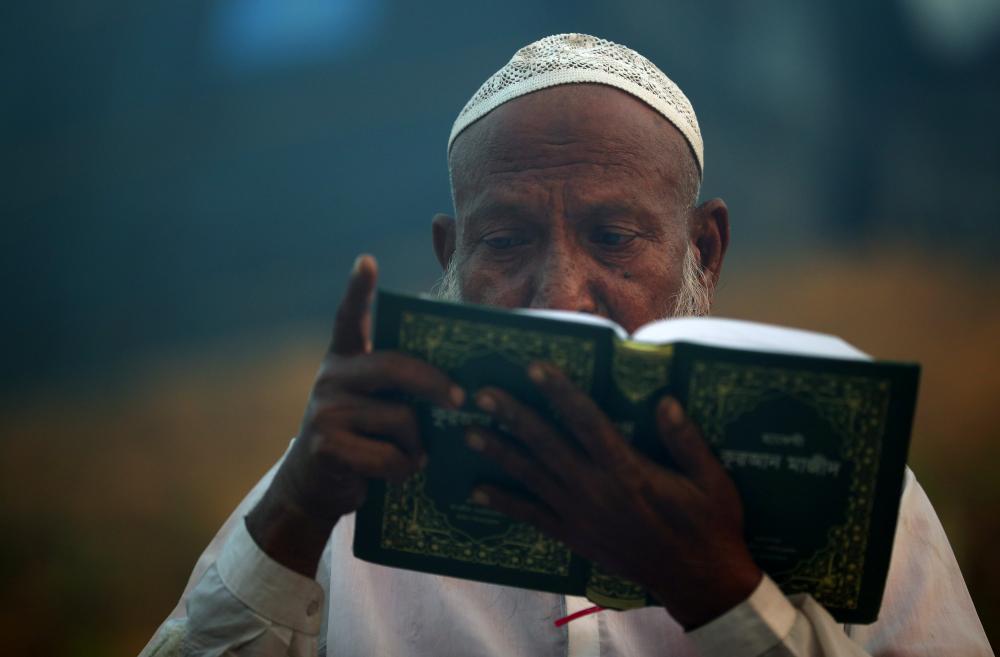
[448,33,704,176]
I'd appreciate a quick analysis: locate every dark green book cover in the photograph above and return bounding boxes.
[353,290,919,623]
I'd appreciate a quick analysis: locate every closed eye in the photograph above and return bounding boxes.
[483,231,530,250]
[589,228,638,248]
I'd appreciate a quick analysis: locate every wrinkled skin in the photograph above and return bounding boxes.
[248,84,760,630]
[438,84,724,329]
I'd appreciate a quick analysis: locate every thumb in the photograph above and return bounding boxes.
[331,254,378,356]
[655,396,720,486]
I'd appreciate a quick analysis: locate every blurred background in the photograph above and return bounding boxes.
[2,0,999,654]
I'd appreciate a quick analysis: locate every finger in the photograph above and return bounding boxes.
[470,484,564,539]
[655,396,723,486]
[473,387,584,484]
[465,427,568,509]
[527,362,636,475]
[336,351,465,410]
[315,430,419,483]
[337,395,425,464]
[633,460,696,518]
[331,254,377,356]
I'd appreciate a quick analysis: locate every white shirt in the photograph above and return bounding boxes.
[140,458,993,657]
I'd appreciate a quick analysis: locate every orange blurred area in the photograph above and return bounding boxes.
[1,248,998,655]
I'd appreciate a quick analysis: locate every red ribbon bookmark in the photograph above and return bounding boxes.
[554,605,604,627]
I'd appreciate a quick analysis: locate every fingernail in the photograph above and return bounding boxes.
[466,430,486,451]
[471,489,489,505]
[351,255,364,274]
[528,363,545,384]
[664,397,684,426]
[476,392,496,413]
[449,385,466,408]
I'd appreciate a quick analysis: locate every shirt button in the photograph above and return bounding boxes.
[306,600,320,616]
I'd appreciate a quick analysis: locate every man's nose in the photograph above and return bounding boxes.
[527,248,599,314]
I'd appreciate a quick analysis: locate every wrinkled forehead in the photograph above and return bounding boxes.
[448,84,694,209]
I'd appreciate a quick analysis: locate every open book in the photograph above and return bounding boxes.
[353,290,919,623]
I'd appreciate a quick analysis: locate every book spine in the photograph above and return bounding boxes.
[582,340,676,610]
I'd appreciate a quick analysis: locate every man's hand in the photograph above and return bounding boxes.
[465,362,762,629]
[246,255,464,576]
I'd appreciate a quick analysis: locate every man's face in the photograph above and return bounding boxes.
[443,84,714,333]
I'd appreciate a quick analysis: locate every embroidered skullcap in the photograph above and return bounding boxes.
[448,33,704,176]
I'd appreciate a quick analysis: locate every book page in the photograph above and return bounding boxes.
[516,308,629,340]
[631,317,870,361]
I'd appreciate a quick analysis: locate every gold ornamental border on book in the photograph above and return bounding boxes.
[612,341,674,404]
[686,361,891,610]
[585,563,648,610]
[377,311,597,576]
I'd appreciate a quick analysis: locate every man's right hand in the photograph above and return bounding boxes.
[246,254,464,576]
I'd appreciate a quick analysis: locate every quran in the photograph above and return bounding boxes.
[353,290,919,623]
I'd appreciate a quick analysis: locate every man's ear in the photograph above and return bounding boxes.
[689,198,730,285]
[431,213,457,271]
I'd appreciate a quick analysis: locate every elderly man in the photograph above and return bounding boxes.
[142,34,992,656]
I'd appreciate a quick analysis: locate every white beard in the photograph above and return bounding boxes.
[669,244,713,318]
[431,244,713,319]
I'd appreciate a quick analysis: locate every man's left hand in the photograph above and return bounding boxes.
[465,361,762,630]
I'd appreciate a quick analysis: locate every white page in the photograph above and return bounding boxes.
[516,308,629,340]
[631,317,870,361]
[513,308,868,361]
